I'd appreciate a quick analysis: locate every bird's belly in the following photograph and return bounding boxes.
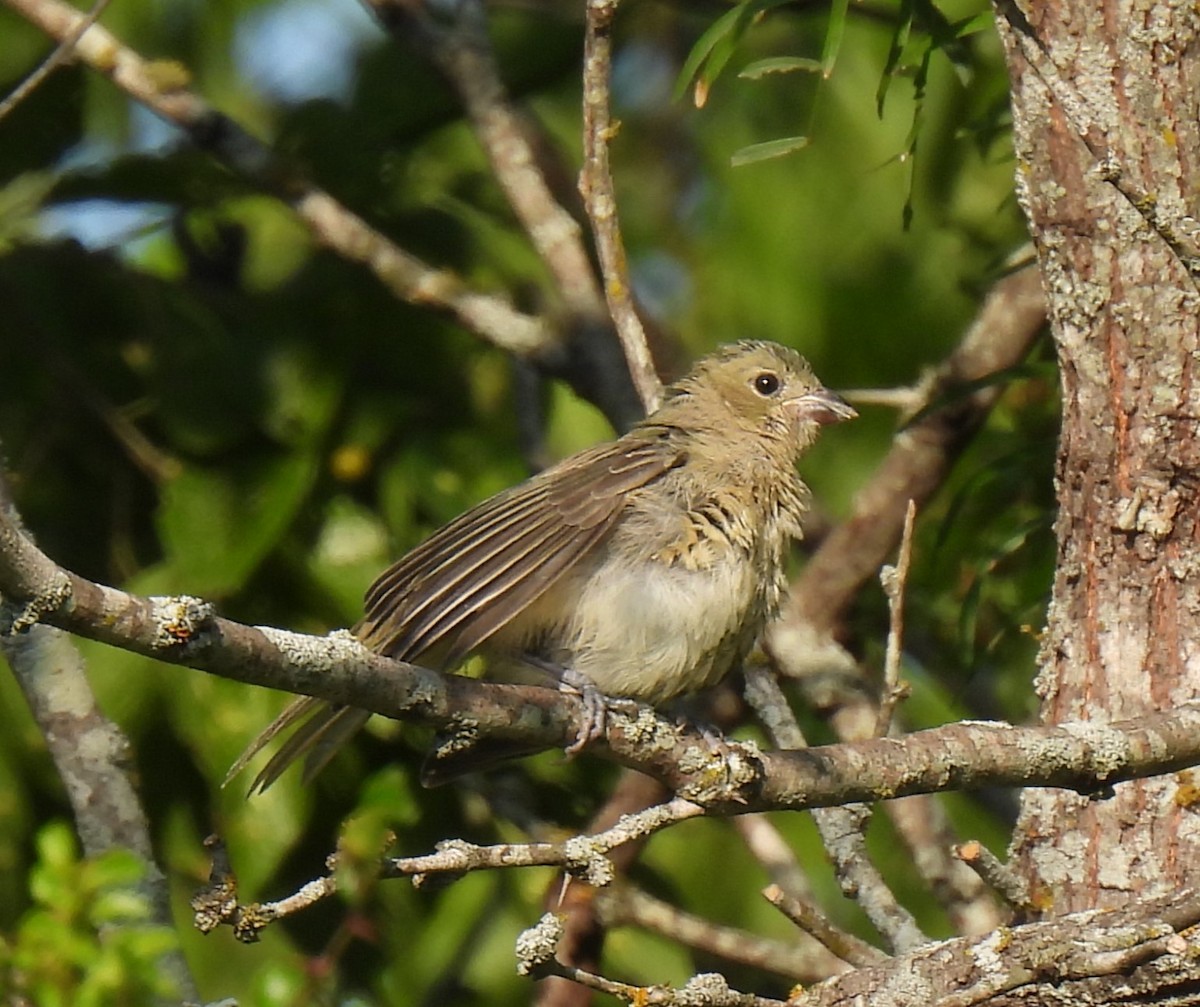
[516,554,762,705]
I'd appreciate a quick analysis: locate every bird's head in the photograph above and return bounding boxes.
[659,340,856,449]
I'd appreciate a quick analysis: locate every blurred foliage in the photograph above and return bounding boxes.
[0,822,182,1007]
[0,0,1052,1003]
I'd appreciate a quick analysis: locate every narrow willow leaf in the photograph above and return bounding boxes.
[730,135,809,167]
[877,0,915,115]
[953,12,994,38]
[675,0,805,101]
[700,30,745,102]
[738,56,823,80]
[673,4,747,101]
[914,0,977,86]
[957,574,985,668]
[820,0,851,77]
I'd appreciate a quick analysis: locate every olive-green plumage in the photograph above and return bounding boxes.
[231,340,854,790]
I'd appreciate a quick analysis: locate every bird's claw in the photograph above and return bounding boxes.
[557,668,639,755]
[696,721,734,762]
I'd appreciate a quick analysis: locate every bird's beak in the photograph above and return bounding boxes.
[790,388,857,425]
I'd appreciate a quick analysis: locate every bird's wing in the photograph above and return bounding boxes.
[231,429,684,792]
[357,430,684,666]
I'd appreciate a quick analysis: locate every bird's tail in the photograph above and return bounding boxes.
[224,698,372,793]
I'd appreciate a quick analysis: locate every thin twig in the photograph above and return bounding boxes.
[538,770,669,1007]
[192,798,705,940]
[762,883,887,968]
[743,662,929,953]
[732,814,812,905]
[388,797,704,888]
[0,0,109,122]
[579,0,662,414]
[839,386,926,410]
[599,884,849,981]
[953,840,1034,914]
[529,946,787,1007]
[886,797,1005,936]
[874,499,916,738]
[2,0,553,358]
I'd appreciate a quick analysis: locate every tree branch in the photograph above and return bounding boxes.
[580,0,662,414]
[4,496,1200,814]
[194,798,705,941]
[2,0,554,357]
[743,662,927,952]
[598,884,847,982]
[0,470,198,1003]
[367,0,605,322]
[774,262,1046,641]
[789,887,1200,1006]
[0,0,108,122]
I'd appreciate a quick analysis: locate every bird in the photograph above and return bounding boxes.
[229,340,855,790]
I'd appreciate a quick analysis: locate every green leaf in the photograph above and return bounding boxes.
[674,0,797,101]
[738,56,823,80]
[953,11,995,38]
[877,0,915,115]
[820,0,852,77]
[957,573,984,667]
[730,135,809,167]
[915,0,979,85]
[155,452,319,596]
[674,4,748,101]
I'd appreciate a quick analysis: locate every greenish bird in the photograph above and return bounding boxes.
[231,340,854,789]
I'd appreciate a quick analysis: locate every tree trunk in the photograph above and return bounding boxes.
[996,0,1200,915]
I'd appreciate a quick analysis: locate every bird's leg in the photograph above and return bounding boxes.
[558,666,609,754]
[522,657,639,755]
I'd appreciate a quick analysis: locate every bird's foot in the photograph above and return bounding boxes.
[697,721,734,762]
[521,657,639,754]
[556,667,639,756]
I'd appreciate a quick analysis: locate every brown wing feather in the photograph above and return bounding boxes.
[360,481,558,617]
[362,513,564,658]
[427,519,616,667]
[223,695,320,787]
[356,432,682,662]
[252,706,372,793]
[379,521,576,661]
[230,428,684,789]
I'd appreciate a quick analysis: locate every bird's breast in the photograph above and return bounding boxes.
[486,461,806,705]
[497,541,769,705]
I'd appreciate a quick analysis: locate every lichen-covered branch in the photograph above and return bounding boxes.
[792,888,1200,1007]
[4,497,1200,812]
[0,470,198,1003]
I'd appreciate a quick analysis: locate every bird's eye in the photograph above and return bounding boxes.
[753,371,781,396]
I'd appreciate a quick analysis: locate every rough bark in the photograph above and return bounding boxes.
[996,0,1200,915]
